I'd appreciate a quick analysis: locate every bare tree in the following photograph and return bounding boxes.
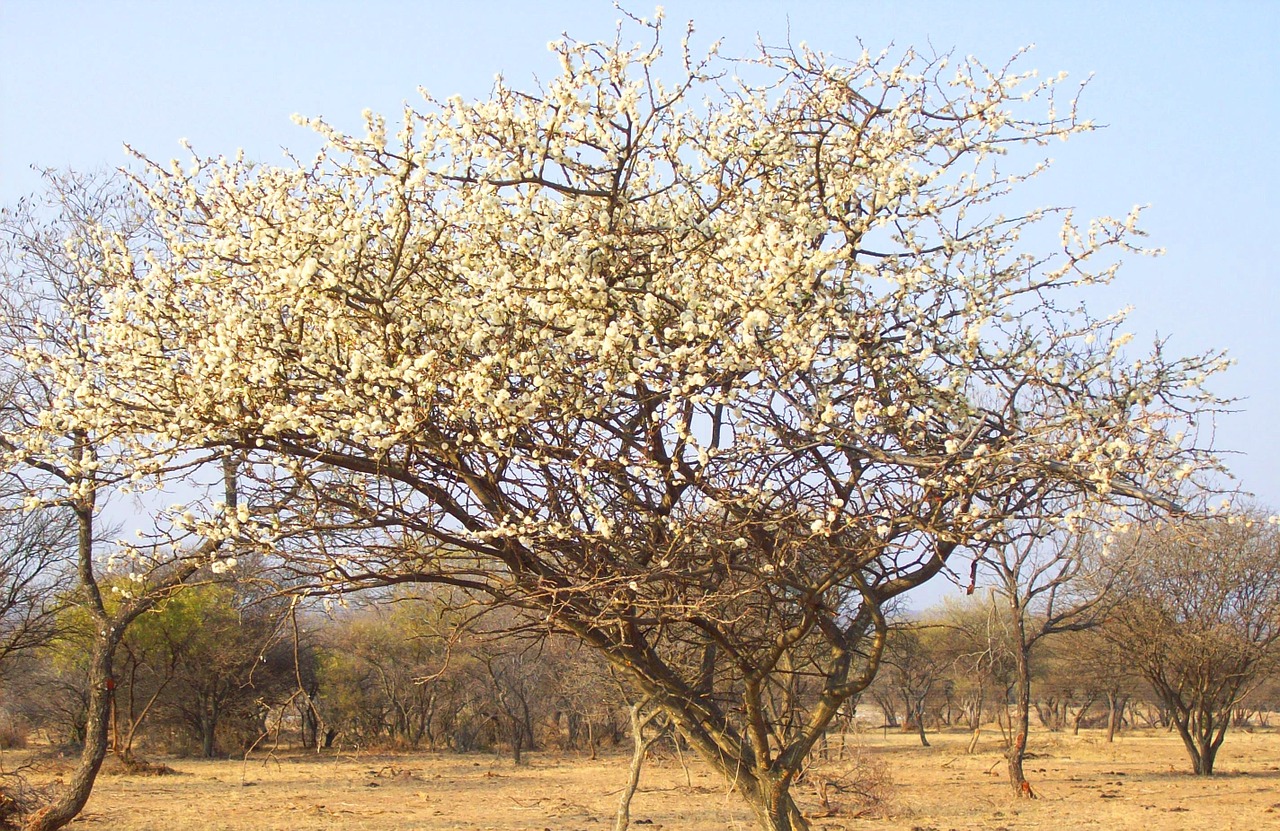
[879,623,946,747]
[615,695,670,831]
[1103,511,1280,775]
[1057,628,1141,739]
[0,499,74,668]
[981,520,1128,796]
[139,583,292,758]
[924,596,1015,753]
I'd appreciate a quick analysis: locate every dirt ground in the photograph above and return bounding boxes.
[10,727,1280,830]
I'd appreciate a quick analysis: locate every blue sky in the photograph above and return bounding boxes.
[2,1,1277,510]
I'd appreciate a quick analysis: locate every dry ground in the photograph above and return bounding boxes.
[9,727,1280,830]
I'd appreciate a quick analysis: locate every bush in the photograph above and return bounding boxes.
[0,772,54,829]
[804,747,895,819]
[0,717,28,750]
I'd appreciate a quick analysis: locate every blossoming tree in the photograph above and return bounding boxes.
[0,172,242,831]
[28,21,1225,830]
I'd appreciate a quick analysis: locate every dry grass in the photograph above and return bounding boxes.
[8,727,1280,830]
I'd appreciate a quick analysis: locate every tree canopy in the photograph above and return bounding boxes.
[1104,512,1280,775]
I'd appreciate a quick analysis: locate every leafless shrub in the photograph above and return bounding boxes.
[102,756,178,777]
[0,770,54,829]
[0,717,27,750]
[804,747,894,819]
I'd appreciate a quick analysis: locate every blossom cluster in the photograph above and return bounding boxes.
[13,30,1226,607]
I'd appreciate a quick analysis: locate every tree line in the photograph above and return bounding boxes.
[871,510,1280,786]
[1,505,1275,804]
[0,572,632,764]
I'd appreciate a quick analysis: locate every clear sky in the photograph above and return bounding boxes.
[2,1,1277,510]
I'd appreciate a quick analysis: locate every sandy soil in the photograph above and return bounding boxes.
[12,727,1280,830]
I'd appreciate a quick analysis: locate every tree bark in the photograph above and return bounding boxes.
[1007,630,1035,798]
[1105,692,1124,743]
[25,633,117,831]
[615,701,666,831]
[747,775,810,831]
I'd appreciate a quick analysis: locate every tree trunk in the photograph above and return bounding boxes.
[1007,635,1035,798]
[615,701,666,831]
[1105,692,1123,743]
[646,698,818,831]
[1173,708,1228,776]
[915,707,930,748]
[1194,736,1214,775]
[520,698,536,756]
[200,713,217,758]
[747,776,810,831]
[559,603,885,831]
[301,698,318,750]
[996,697,1011,747]
[25,633,117,831]
[1071,696,1094,736]
[1175,718,1208,774]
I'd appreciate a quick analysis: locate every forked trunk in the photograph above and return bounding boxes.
[748,776,809,831]
[1174,711,1227,776]
[1071,697,1094,736]
[966,725,982,754]
[615,701,666,831]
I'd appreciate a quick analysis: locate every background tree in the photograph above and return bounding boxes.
[315,608,426,748]
[981,520,1127,797]
[135,582,292,758]
[108,600,180,763]
[13,611,96,749]
[1030,633,1092,734]
[0,500,74,752]
[550,641,628,756]
[314,590,480,751]
[1233,673,1280,729]
[0,500,74,671]
[1062,628,1142,740]
[926,595,1015,752]
[1102,511,1280,775]
[27,24,1226,831]
[470,626,559,765]
[878,623,946,747]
